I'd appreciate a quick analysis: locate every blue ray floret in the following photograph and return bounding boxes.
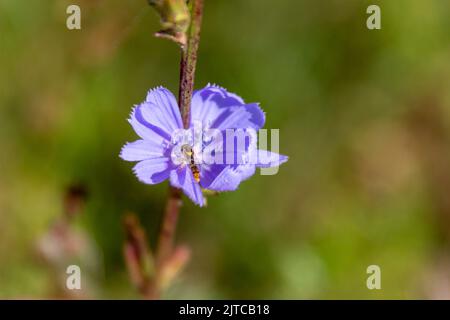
[120,85,288,206]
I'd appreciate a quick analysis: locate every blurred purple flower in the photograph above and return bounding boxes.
[120,85,288,206]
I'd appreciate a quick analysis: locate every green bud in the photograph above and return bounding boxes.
[148,0,190,45]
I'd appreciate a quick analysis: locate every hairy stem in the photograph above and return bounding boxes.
[156,187,182,266]
[178,0,204,128]
[152,0,204,298]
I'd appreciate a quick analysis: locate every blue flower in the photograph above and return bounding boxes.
[120,85,288,206]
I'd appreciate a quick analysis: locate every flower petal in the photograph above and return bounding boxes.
[120,139,167,161]
[256,150,288,168]
[129,87,182,142]
[234,164,257,181]
[200,164,256,191]
[128,106,168,143]
[144,86,183,133]
[191,84,265,130]
[132,157,171,184]
[170,167,204,206]
[211,103,265,131]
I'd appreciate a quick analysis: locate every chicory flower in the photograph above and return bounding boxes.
[120,85,287,206]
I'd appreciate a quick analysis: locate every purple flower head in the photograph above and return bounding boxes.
[120,84,288,206]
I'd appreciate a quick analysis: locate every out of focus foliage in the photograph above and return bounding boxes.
[0,0,449,298]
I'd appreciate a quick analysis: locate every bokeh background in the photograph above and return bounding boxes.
[1,0,450,299]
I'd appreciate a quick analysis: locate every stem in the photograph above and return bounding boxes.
[153,0,204,296]
[156,187,182,265]
[179,0,204,129]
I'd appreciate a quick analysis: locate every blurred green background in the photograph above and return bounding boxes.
[1,0,450,299]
